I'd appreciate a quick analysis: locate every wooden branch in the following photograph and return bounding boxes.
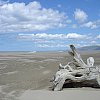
[51,45,100,91]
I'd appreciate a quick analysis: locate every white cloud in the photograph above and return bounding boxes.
[82,21,97,29]
[15,33,100,49]
[66,33,86,39]
[72,24,77,28]
[91,41,96,44]
[82,20,100,29]
[0,1,68,33]
[38,44,67,48]
[74,9,88,23]
[18,33,64,39]
[18,33,86,41]
[66,19,72,23]
[97,35,100,39]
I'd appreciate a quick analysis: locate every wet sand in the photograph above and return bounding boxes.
[0,51,100,100]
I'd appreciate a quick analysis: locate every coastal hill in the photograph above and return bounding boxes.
[78,45,100,51]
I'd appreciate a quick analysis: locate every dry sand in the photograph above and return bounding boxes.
[19,89,100,100]
[0,51,100,100]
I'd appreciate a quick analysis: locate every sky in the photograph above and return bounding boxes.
[0,0,100,51]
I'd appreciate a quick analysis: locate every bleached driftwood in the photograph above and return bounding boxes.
[51,45,100,91]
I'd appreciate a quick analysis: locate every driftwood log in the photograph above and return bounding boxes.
[51,45,100,91]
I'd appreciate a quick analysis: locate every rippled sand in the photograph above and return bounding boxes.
[0,51,100,100]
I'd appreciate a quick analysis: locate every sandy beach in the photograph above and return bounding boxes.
[0,51,100,100]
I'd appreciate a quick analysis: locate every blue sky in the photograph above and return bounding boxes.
[0,0,100,51]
